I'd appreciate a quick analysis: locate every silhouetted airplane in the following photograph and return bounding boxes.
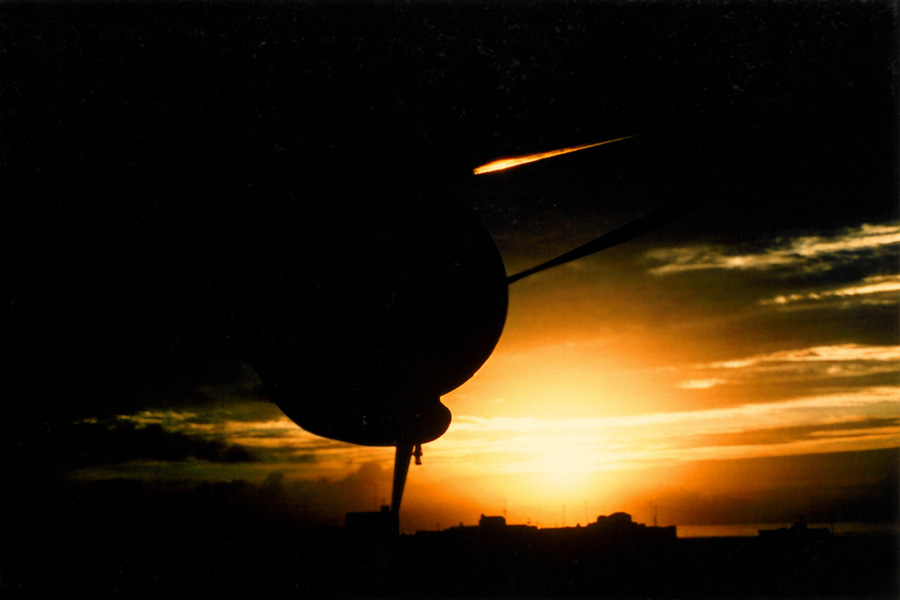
[148,138,689,529]
[5,2,889,538]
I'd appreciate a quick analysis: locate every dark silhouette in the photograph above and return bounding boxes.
[2,475,898,597]
[2,2,897,598]
[759,520,832,540]
[347,505,396,537]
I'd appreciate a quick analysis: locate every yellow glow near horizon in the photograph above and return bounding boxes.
[473,136,635,175]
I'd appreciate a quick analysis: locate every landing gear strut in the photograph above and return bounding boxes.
[389,442,424,534]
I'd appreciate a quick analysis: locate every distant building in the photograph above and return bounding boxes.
[585,512,677,544]
[479,514,506,530]
[759,521,831,540]
[417,511,674,546]
[590,511,634,529]
[346,505,395,536]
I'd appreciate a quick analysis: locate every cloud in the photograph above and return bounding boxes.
[437,386,900,471]
[667,344,900,391]
[673,417,900,449]
[703,344,900,369]
[58,389,899,531]
[453,386,899,433]
[759,274,900,306]
[646,447,900,525]
[58,420,260,469]
[646,222,900,275]
[676,379,726,389]
[109,409,360,463]
[65,403,397,484]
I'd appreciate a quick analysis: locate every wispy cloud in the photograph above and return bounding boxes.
[103,408,392,477]
[759,274,900,306]
[118,412,346,451]
[116,410,201,425]
[673,417,900,449]
[701,344,900,370]
[669,344,900,391]
[436,387,900,471]
[676,378,726,389]
[646,223,900,275]
[61,420,260,468]
[453,387,899,433]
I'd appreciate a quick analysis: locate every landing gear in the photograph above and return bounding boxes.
[389,442,425,534]
[390,442,412,534]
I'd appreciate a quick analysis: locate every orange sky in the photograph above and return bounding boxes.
[69,220,900,531]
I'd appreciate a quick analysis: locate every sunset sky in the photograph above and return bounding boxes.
[62,199,899,531]
[4,1,898,536]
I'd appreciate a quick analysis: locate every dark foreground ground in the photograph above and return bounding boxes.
[3,488,897,599]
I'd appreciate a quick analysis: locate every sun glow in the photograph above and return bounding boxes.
[523,435,620,502]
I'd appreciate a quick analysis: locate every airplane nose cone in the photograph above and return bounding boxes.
[154,166,507,445]
[278,394,453,447]
[175,176,508,448]
[267,200,507,446]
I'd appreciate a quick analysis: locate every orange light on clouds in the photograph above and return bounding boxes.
[473,136,636,175]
